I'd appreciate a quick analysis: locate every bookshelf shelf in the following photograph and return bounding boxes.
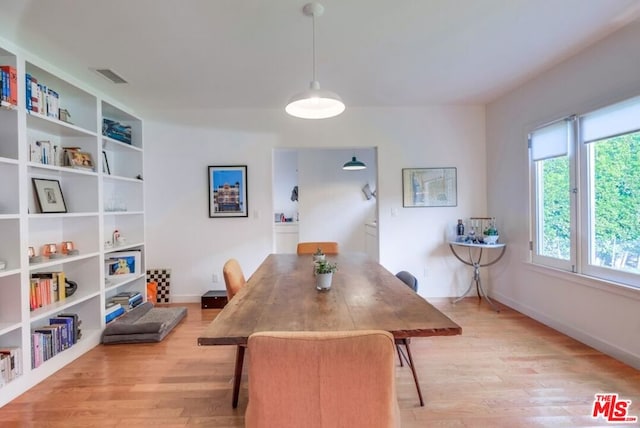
[0,41,144,406]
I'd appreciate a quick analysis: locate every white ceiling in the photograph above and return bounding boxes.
[0,0,638,114]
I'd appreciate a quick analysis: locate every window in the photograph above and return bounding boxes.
[530,97,640,288]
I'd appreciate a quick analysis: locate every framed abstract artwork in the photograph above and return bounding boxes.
[402,167,457,207]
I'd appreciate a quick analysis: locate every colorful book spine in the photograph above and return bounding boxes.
[25,73,32,111]
[0,65,18,105]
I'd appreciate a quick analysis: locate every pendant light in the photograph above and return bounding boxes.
[286,3,345,119]
[343,156,366,170]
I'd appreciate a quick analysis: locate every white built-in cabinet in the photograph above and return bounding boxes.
[0,42,144,407]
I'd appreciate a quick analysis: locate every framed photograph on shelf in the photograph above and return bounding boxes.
[102,151,111,175]
[105,250,141,280]
[402,167,457,207]
[32,178,68,213]
[66,150,95,171]
[208,165,248,218]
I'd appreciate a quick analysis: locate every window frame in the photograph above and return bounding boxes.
[529,101,640,289]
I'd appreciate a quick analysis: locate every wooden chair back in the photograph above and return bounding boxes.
[296,241,339,255]
[223,258,246,301]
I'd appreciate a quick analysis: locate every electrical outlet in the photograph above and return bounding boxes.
[212,273,220,283]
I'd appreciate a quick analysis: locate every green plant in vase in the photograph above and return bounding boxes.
[315,260,337,291]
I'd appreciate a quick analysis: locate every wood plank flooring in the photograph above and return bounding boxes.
[0,298,638,427]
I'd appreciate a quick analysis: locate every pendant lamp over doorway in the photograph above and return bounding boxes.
[343,156,366,171]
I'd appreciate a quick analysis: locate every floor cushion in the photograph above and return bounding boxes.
[101,302,187,344]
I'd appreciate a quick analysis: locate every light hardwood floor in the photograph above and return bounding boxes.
[0,298,638,427]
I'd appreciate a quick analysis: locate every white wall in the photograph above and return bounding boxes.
[144,106,486,302]
[486,22,640,369]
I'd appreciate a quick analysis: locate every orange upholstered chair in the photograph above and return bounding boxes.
[296,241,339,255]
[245,330,400,428]
[222,258,247,408]
[223,258,246,301]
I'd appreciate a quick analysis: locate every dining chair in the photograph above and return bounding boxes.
[395,270,424,406]
[222,258,247,408]
[245,330,401,428]
[296,241,339,255]
[223,258,246,301]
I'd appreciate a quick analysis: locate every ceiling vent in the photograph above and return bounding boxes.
[92,68,128,84]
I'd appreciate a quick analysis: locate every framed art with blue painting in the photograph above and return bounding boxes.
[208,165,248,218]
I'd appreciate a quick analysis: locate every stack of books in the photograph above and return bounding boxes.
[105,302,125,323]
[0,347,22,387]
[109,291,143,311]
[31,313,81,369]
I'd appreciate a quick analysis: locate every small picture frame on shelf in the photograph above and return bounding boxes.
[32,178,67,213]
[66,150,95,171]
[102,151,111,175]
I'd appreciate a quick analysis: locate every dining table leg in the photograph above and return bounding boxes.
[232,345,245,408]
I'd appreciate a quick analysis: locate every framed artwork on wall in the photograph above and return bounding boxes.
[32,178,68,213]
[402,167,457,207]
[208,165,248,218]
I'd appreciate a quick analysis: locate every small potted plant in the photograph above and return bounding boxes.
[313,247,326,262]
[315,260,337,291]
[483,219,499,244]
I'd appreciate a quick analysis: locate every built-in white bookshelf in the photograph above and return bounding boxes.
[0,40,144,406]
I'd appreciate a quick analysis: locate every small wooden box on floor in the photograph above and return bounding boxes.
[201,290,228,309]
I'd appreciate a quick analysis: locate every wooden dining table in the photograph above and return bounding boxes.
[198,253,462,407]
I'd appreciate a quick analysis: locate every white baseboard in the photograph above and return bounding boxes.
[493,291,640,370]
[168,295,202,304]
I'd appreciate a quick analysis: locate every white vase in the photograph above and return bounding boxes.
[316,272,333,291]
[484,235,499,244]
[313,254,326,262]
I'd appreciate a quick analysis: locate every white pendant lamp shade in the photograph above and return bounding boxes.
[343,156,366,170]
[286,3,344,120]
[286,80,345,119]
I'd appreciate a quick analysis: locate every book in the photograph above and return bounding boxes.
[49,317,74,350]
[0,347,22,381]
[105,305,125,323]
[25,73,32,111]
[56,313,80,344]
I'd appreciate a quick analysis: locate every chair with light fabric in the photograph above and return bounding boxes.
[245,330,400,428]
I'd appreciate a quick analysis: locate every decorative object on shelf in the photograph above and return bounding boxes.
[58,108,72,123]
[343,156,366,171]
[0,260,6,270]
[28,246,43,263]
[60,241,79,255]
[65,278,78,297]
[285,2,345,119]
[102,150,111,175]
[208,165,248,218]
[42,243,56,257]
[456,219,465,238]
[102,118,132,144]
[402,167,457,208]
[315,259,337,291]
[105,250,141,278]
[483,217,499,244]
[65,150,95,171]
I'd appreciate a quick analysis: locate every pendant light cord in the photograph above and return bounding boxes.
[312,11,317,82]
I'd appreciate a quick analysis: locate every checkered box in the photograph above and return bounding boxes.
[146,268,171,303]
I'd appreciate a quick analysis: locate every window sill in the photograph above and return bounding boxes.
[521,261,640,302]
